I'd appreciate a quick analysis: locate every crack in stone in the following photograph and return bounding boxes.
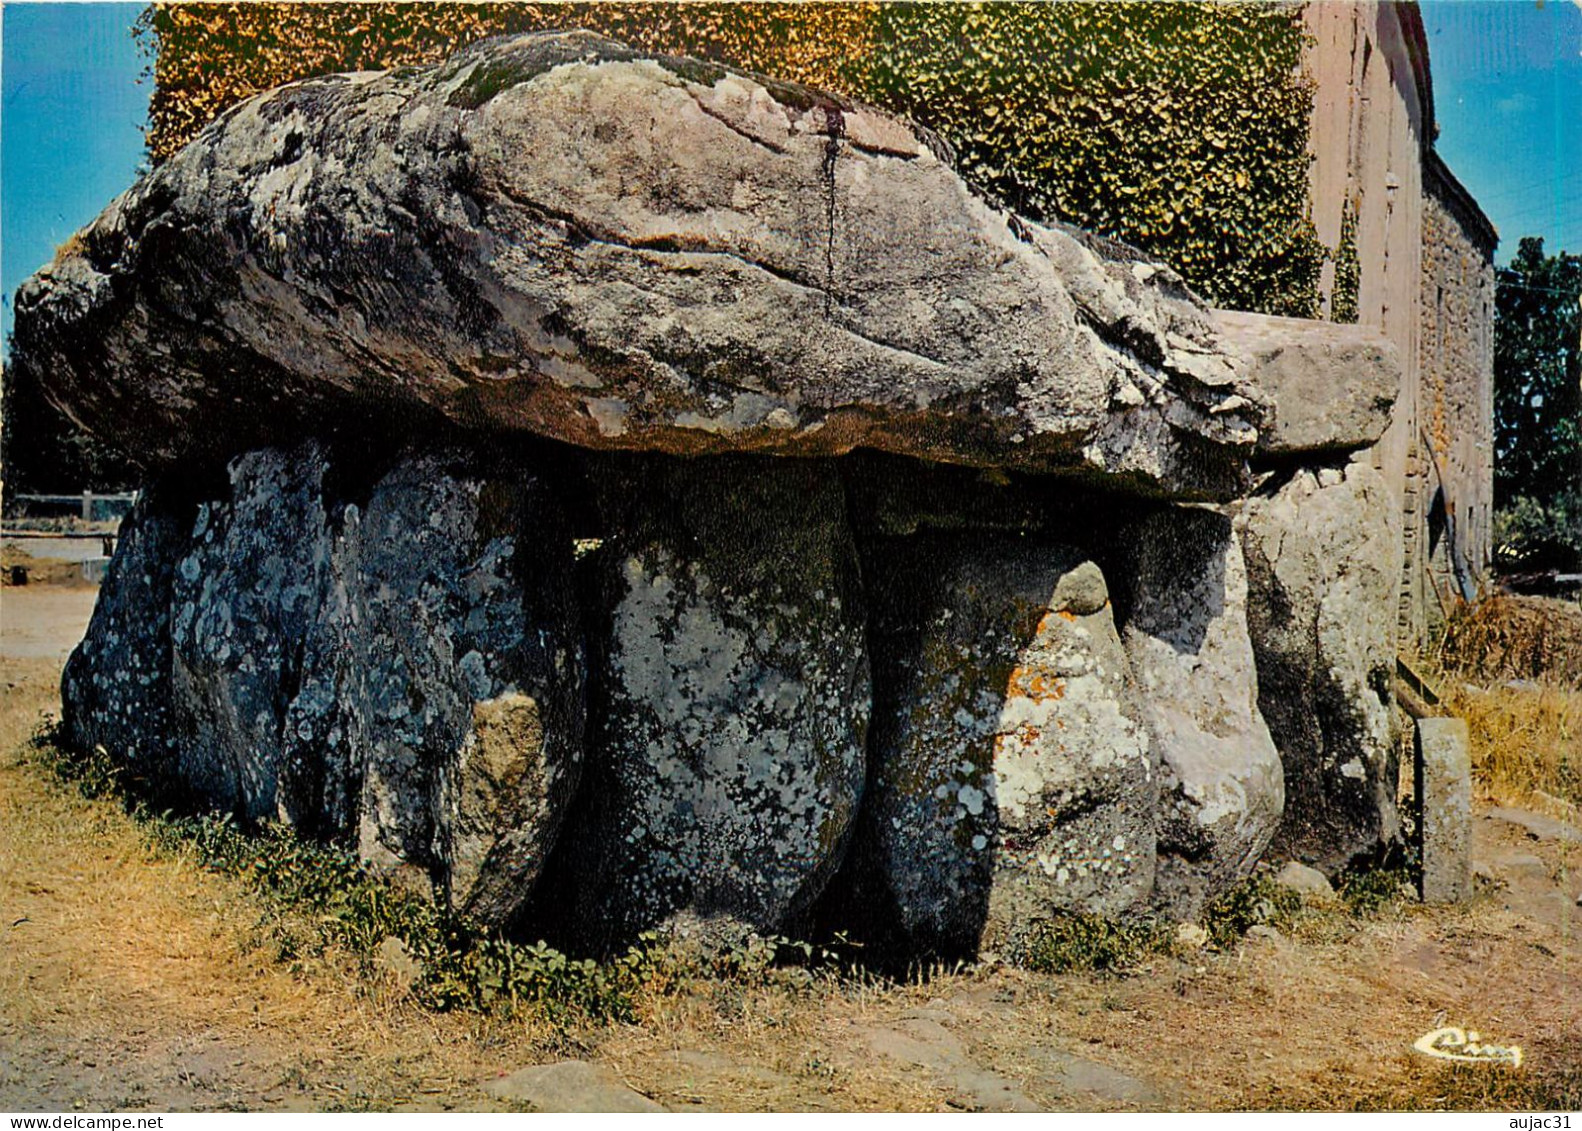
[685,93,789,154]
[820,105,844,319]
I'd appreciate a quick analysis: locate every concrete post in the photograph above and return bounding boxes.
[1415,717,1472,903]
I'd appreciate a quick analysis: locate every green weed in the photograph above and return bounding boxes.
[1336,862,1414,918]
[1014,912,1173,975]
[1201,875,1301,948]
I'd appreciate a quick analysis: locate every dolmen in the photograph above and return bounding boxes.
[12,31,1406,963]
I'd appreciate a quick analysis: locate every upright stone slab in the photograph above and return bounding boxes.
[168,444,333,819]
[1116,507,1285,920]
[1242,459,1403,872]
[831,539,1155,963]
[557,456,869,952]
[280,449,586,925]
[1415,717,1471,904]
[60,485,192,792]
[63,442,586,931]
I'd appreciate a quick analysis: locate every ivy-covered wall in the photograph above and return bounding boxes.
[861,4,1324,317]
[139,1,1325,317]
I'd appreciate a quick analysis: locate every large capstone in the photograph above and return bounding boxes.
[12,32,1268,498]
[1242,458,1402,872]
[549,457,869,952]
[60,442,585,928]
[828,540,1155,963]
[1115,506,1284,919]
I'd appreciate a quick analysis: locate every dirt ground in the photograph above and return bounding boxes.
[0,586,100,661]
[0,576,1578,1112]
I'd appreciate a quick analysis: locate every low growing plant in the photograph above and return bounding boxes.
[1201,874,1301,948]
[1014,912,1173,975]
[27,718,124,800]
[1334,862,1414,918]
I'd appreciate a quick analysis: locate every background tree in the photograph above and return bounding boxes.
[1493,236,1582,570]
[1,363,141,505]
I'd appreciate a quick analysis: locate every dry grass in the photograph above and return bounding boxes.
[0,658,63,749]
[50,230,88,267]
[1340,1043,1582,1112]
[1442,680,1582,809]
[0,691,581,1109]
[1438,592,1582,688]
[1434,592,1582,809]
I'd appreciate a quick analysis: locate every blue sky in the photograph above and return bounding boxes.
[1,1,1578,348]
[1421,0,1582,261]
[2,2,147,345]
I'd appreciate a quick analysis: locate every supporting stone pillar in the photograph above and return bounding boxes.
[1415,717,1471,903]
[828,538,1155,964]
[554,456,871,953]
[1242,457,1403,872]
[1117,506,1284,922]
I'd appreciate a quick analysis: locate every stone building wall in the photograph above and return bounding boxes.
[1302,1,1495,650]
[1419,153,1498,627]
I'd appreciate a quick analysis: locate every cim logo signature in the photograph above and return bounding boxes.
[1412,1026,1523,1068]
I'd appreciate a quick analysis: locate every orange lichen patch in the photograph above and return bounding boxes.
[1007,667,1067,702]
[1005,612,1074,702]
[994,723,1043,756]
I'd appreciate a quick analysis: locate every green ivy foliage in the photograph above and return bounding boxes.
[861,2,1324,316]
[1331,195,1361,323]
[139,1,1324,317]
